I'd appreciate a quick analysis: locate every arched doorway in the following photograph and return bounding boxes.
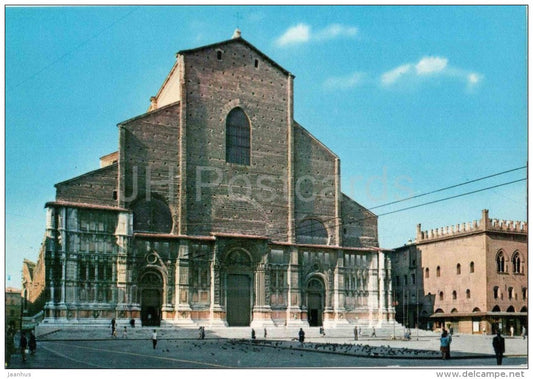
[140,271,163,326]
[224,250,253,327]
[306,278,325,327]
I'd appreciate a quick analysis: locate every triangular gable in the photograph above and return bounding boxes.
[178,37,293,77]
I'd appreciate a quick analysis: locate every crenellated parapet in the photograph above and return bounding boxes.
[416,209,527,242]
[488,218,528,233]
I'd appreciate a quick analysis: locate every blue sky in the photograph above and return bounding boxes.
[5,5,527,289]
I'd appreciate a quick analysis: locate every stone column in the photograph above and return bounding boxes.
[251,254,275,328]
[286,246,306,326]
[330,250,348,326]
[175,240,194,325]
[367,253,379,325]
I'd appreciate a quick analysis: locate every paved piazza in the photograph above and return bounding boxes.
[6,333,528,370]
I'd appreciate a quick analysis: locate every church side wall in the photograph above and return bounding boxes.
[293,124,338,245]
[340,194,378,248]
[56,164,118,207]
[120,103,181,227]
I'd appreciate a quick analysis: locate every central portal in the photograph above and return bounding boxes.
[306,278,324,327]
[223,249,253,327]
[226,274,251,326]
[139,271,163,327]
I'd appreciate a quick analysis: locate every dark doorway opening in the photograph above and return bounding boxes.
[226,274,251,326]
[306,278,324,327]
[139,270,163,327]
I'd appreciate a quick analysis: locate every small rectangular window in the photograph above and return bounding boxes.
[254,59,259,68]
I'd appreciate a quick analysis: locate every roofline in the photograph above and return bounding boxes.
[117,100,180,127]
[415,228,527,246]
[45,201,128,212]
[341,192,377,218]
[178,37,294,78]
[54,163,117,188]
[293,121,339,160]
[99,151,118,160]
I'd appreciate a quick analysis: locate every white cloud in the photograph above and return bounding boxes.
[381,64,412,85]
[315,24,358,41]
[324,72,365,90]
[415,56,448,75]
[468,73,481,84]
[275,23,357,47]
[381,56,482,90]
[276,23,310,47]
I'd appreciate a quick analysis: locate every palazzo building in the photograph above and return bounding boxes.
[392,210,527,334]
[27,30,394,328]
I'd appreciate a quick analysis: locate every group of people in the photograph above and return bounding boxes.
[18,330,37,362]
[111,318,131,338]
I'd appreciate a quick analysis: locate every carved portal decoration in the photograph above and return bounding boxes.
[140,272,163,286]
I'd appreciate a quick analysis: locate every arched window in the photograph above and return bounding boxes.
[470,261,475,273]
[506,306,515,312]
[493,286,499,299]
[436,266,441,277]
[466,289,471,299]
[522,287,527,300]
[508,287,514,300]
[452,290,457,300]
[226,107,251,165]
[492,305,501,312]
[512,252,521,274]
[296,219,328,245]
[456,263,461,275]
[496,251,505,273]
[439,291,444,301]
[425,268,429,278]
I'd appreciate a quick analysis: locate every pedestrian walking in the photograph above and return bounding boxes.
[319,327,325,336]
[440,330,451,360]
[20,332,28,362]
[122,326,128,339]
[521,326,526,339]
[111,318,116,337]
[354,326,358,341]
[28,331,36,354]
[199,326,205,340]
[151,329,157,349]
[251,328,256,340]
[510,326,514,337]
[371,327,376,337]
[492,330,505,365]
[298,328,305,346]
[264,328,267,339]
[130,318,135,328]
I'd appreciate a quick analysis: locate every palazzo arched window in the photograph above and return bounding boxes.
[512,252,521,274]
[456,263,461,275]
[226,107,250,165]
[496,251,505,273]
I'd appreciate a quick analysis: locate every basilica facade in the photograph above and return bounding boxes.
[30,31,394,328]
